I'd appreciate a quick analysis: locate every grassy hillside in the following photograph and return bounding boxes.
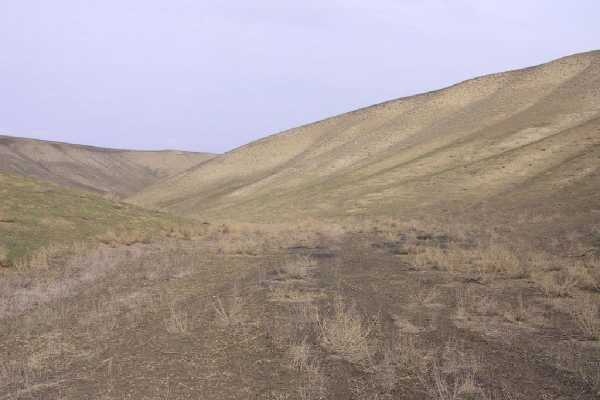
[129,50,600,227]
[0,135,215,198]
[0,172,189,266]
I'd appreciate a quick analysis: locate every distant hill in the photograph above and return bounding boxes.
[0,135,215,197]
[128,51,600,228]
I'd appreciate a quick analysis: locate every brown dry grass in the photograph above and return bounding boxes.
[413,243,525,278]
[3,214,600,399]
[569,258,600,292]
[164,303,191,334]
[0,245,9,268]
[280,256,316,279]
[318,297,374,364]
[568,295,600,341]
[502,294,531,324]
[212,291,246,327]
[97,229,153,247]
[411,281,440,307]
[536,271,578,298]
[421,340,485,400]
[288,338,311,371]
[203,220,343,256]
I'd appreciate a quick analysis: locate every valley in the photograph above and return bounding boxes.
[1,51,599,399]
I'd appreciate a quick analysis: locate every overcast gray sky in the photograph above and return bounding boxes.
[1,1,598,153]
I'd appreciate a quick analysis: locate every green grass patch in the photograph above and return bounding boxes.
[0,173,191,265]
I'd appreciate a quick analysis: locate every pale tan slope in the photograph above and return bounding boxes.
[129,51,600,222]
[0,135,215,197]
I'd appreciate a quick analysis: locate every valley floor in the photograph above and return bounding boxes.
[1,223,599,399]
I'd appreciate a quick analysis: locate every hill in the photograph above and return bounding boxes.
[0,172,189,266]
[0,135,215,197]
[129,51,600,229]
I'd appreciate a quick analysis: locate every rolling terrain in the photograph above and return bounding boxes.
[0,172,191,266]
[2,51,600,400]
[0,135,215,198]
[129,51,600,228]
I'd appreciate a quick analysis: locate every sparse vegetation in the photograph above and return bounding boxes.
[280,255,316,279]
[0,245,9,268]
[411,281,440,307]
[536,271,578,297]
[164,303,191,334]
[212,292,245,327]
[503,294,531,324]
[420,341,484,400]
[568,295,600,341]
[2,47,600,399]
[288,338,311,370]
[3,217,600,399]
[318,297,374,363]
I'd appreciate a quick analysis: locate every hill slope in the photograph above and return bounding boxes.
[0,172,191,266]
[0,135,215,197]
[129,51,600,224]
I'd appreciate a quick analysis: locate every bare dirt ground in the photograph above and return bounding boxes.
[1,224,599,399]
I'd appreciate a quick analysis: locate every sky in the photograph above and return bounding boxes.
[0,1,598,153]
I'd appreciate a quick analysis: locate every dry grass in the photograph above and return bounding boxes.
[396,333,429,372]
[280,256,316,280]
[414,246,456,270]
[212,292,245,327]
[207,221,339,253]
[536,271,578,297]
[0,360,34,394]
[568,258,600,292]
[369,333,429,394]
[527,251,560,272]
[0,245,9,268]
[475,244,525,277]
[3,211,600,398]
[164,303,191,334]
[473,294,499,317]
[411,281,440,307]
[297,359,326,400]
[550,340,600,394]
[6,241,89,272]
[288,339,311,370]
[215,234,264,255]
[454,287,471,321]
[97,228,152,247]
[503,294,530,324]
[0,244,126,319]
[421,340,484,400]
[372,345,399,393]
[270,287,326,303]
[413,242,525,278]
[290,302,321,331]
[318,297,373,363]
[568,295,600,341]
